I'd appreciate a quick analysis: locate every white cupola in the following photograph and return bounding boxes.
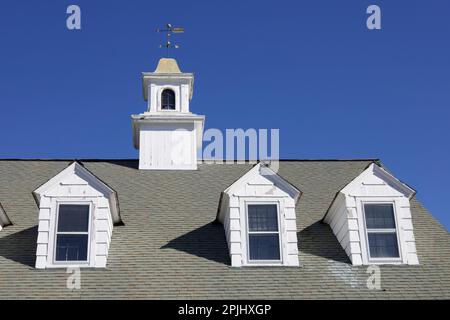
[131,58,205,170]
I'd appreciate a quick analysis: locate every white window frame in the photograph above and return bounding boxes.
[244,201,283,266]
[361,200,403,264]
[52,201,93,266]
[157,85,180,112]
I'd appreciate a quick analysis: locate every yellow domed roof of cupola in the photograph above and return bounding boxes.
[154,58,182,74]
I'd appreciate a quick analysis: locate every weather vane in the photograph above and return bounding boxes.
[156,23,184,57]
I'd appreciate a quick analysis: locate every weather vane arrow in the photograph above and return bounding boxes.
[156,23,184,57]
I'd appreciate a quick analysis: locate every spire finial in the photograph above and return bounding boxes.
[156,23,184,57]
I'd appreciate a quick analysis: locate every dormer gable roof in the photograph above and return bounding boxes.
[32,161,122,225]
[224,162,301,199]
[323,162,416,222]
[340,162,416,199]
[218,162,301,223]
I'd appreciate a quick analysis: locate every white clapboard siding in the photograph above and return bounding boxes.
[139,123,196,170]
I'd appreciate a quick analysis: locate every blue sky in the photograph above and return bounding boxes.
[0,0,449,230]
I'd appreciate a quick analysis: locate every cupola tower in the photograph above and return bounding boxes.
[131,58,205,170]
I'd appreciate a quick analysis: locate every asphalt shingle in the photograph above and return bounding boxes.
[0,159,448,299]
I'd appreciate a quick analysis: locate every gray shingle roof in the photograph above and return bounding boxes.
[0,159,449,299]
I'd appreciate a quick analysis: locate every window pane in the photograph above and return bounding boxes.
[368,233,400,258]
[249,234,280,260]
[248,205,278,232]
[55,234,88,261]
[364,204,396,229]
[161,89,175,110]
[57,205,90,232]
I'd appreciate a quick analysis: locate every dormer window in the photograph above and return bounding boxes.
[55,204,91,262]
[247,204,281,261]
[161,89,175,110]
[364,203,400,259]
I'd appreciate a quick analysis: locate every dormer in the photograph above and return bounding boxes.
[142,58,194,114]
[33,162,121,269]
[217,163,301,267]
[323,162,419,266]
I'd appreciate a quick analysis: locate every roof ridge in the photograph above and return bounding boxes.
[0,158,380,162]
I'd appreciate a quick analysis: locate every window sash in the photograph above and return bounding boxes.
[248,230,280,235]
[248,204,279,232]
[54,203,91,263]
[248,233,280,261]
[55,234,89,262]
[366,228,396,233]
[57,204,90,232]
[246,204,282,262]
[364,203,397,229]
[363,202,401,261]
[367,231,400,259]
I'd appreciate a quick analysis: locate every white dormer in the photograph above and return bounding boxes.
[323,162,419,266]
[33,162,121,269]
[217,163,301,267]
[0,202,12,231]
[132,58,205,170]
